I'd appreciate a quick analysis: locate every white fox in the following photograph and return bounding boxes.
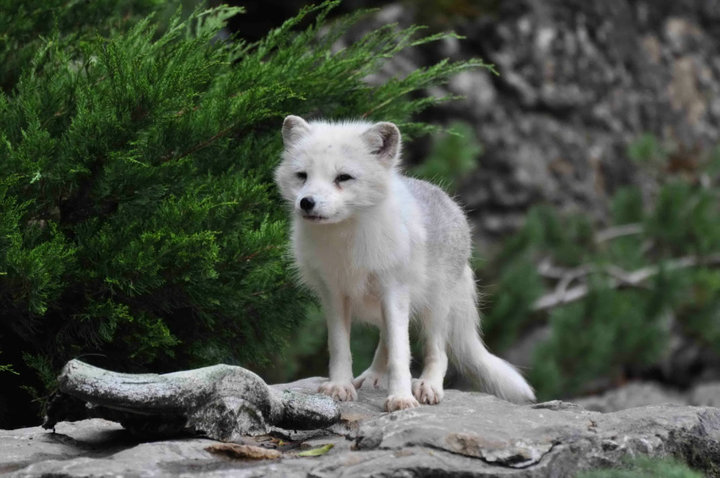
[274,116,535,411]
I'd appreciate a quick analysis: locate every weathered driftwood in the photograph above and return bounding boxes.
[43,359,340,442]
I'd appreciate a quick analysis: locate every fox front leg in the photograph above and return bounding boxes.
[318,293,357,401]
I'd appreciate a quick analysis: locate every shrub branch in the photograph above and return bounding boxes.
[533,254,720,312]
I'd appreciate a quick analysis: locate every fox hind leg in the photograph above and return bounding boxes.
[383,285,419,411]
[353,331,388,390]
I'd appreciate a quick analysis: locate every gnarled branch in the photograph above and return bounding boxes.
[44,359,340,442]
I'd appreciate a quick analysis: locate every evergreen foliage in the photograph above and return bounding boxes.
[578,456,704,478]
[480,135,720,399]
[0,0,488,426]
[411,120,482,192]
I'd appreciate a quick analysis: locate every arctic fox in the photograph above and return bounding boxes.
[274,116,535,411]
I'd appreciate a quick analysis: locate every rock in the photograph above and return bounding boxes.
[44,360,340,442]
[690,383,720,408]
[571,380,720,414]
[4,377,720,477]
[574,382,686,413]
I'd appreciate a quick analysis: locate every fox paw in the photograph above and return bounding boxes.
[412,378,444,405]
[352,369,386,390]
[318,381,357,401]
[384,394,420,412]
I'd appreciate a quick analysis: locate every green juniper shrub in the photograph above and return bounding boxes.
[0,0,164,92]
[0,0,490,426]
[411,120,482,192]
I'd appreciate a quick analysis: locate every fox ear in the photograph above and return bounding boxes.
[361,122,401,167]
[282,115,311,147]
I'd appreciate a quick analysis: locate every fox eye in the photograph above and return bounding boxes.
[296,172,307,180]
[335,173,354,183]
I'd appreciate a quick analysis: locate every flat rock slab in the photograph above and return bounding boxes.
[4,378,720,477]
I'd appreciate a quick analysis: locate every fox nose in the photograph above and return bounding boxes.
[300,196,315,212]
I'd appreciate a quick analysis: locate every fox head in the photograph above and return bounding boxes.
[274,115,401,225]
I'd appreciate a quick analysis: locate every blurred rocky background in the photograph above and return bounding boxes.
[227,0,720,238]
[340,0,720,240]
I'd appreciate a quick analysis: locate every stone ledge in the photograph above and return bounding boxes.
[4,377,720,477]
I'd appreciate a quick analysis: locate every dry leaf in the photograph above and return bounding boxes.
[205,443,282,460]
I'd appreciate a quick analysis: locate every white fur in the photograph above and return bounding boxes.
[275,116,535,411]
